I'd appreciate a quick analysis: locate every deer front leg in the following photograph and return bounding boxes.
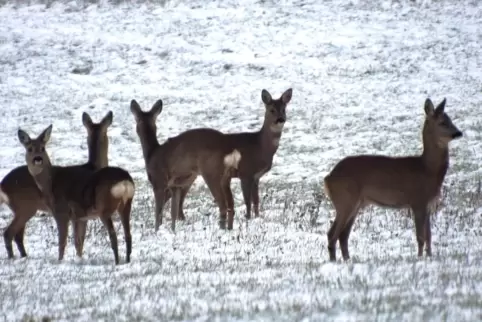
[153,184,167,232]
[412,206,428,258]
[54,215,69,261]
[241,177,254,220]
[170,187,181,232]
[252,179,260,217]
[425,214,432,257]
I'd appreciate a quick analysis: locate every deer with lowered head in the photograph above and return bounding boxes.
[17,124,135,265]
[324,98,462,261]
[1,111,112,259]
[130,99,239,232]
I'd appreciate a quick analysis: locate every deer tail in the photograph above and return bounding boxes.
[110,180,135,203]
[0,186,9,205]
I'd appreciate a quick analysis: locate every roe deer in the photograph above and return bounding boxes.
[17,125,135,264]
[1,111,112,259]
[130,99,239,232]
[178,88,293,228]
[324,98,462,261]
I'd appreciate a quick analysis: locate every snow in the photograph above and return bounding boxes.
[0,0,482,320]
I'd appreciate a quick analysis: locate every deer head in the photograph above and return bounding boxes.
[82,111,113,169]
[261,88,293,133]
[423,98,463,148]
[17,125,53,177]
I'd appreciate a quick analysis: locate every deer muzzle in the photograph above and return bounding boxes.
[452,131,463,139]
[33,156,43,165]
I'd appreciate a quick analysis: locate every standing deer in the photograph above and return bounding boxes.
[130,99,239,232]
[131,88,292,231]
[17,124,135,264]
[1,111,112,259]
[324,98,462,261]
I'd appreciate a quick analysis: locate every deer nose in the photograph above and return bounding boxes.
[452,131,463,139]
[33,156,43,165]
[275,117,286,124]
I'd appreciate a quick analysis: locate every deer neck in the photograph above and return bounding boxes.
[87,134,108,169]
[421,130,449,179]
[138,127,160,163]
[259,120,284,157]
[30,157,55,210]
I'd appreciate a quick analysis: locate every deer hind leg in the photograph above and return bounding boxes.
[100,215,119,265]
[241,177,254,220]
[252,179,260,218]
[153,179,167,232]
[178,177,196,221]
[412,206,429,257]
[221,176,235,230]
[73,221,87,258]
[201,171,228,230]
[118,199,133,263]
[325,178,360,262]
[4,205,36,258]
[169,187,182,232]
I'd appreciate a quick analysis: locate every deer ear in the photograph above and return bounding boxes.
[281,88,293,104]
[82,112,94,129]
[101,111,113,128]
[434,98,446,116]
[130,99,142,119]
[39,125,53,144]
[150,99,163,119]
[424,98,435,117]
[261,89,272,105]
[17,129,31,146]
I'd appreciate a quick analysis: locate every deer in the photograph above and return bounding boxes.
[17,124,135,265]
[130,88,292,232]
[1,111,112,259]
[130,99,240,232]
[324,98,463,262]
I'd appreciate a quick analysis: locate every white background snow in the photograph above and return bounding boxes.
[0,0,481,320]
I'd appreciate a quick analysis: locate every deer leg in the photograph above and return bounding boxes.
[14,226,27,258]
[54,215,69,261]
[153,181,167,232]
[222,177,235,230]
[4,207,36,258]
[201,172,228,230]
[252,179,260,218]
[170,187,181,232]
[425,214,432,257]
[101,216,119,265]
[412,206,427,257]
[339,216,357,261]
[241,177,254,220]
[119,199,133,263]
[328,200,359,261]
[73,220,87,258]
[178,178,195,221]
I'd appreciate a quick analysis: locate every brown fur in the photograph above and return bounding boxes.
[1,111,112,259]
[324,98,463,261]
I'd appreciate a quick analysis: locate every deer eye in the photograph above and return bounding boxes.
[270,109,276,114]
[27,147,33,153]
[41,147,45,152]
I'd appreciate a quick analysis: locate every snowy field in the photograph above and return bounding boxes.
[0,0,482,320]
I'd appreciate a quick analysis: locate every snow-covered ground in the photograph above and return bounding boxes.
[0,0,481,320]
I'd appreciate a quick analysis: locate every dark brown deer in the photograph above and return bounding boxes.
[130,99,240,232]
[17,125,135,264]
[324,98,462,261]
[1,111,112,259]
[131,88,292,231]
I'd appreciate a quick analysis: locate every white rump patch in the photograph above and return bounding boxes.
[110,180,135,203]
[270,123,284,133]
[0,187,9,205]
[224,149,242,169]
